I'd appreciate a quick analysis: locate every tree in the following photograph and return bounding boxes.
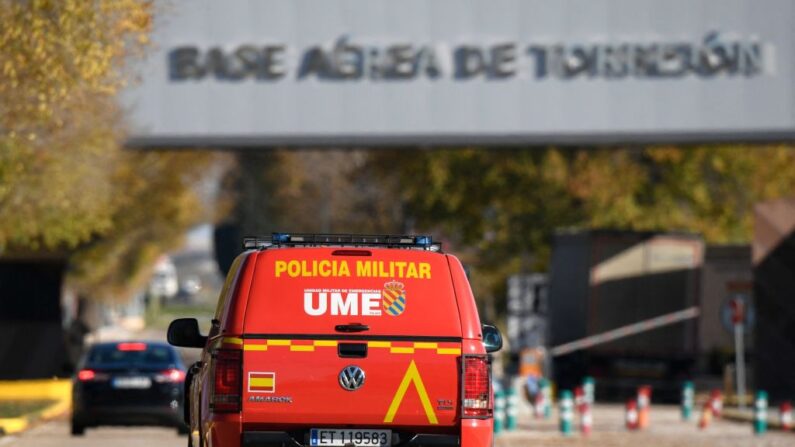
[0,0,152,250]
[366,146,795,314]
[0,0,217,300]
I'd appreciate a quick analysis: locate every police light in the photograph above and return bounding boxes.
[414,236,432,246]
[263,233,442,251]
[272,233,291,243]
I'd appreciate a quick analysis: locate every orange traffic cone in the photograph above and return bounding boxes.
[626,399,639,431]
[698,401,713,430]
[637,386,652,429]
[709,389,722,417]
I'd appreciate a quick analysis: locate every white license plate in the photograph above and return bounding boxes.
[112,376,152,389]
[310,429,391,447]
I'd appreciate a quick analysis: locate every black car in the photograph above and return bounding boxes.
[71,341,189,436]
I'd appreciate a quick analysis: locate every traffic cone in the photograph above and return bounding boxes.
[580,401,593,436]
[698,400,713,429]
[534,390,545,418]
[754,390,768,435]
[637,385,652,429]
[574,386,585,410]
[780,401,792,431]
[681,381,694,421]
[559,390,574,436]
[625,399,639,431]
[505,386,518,431]
[493,387,505,434]
[709,389,723,417]
[583,376,595,405]
[541,379,553,419]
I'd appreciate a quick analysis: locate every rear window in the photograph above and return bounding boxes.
[86,343,177,367]
[243,248,463,337]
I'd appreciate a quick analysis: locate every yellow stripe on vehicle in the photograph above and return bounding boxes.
[222,337,243,345]
[239,339,459,356]
[244,344,268,351]
[436,348,461,355]
[290,345,315,352]
[390,347,415,354]
[413,342,438,349]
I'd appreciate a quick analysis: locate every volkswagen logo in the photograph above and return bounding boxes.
[338,365,365,391]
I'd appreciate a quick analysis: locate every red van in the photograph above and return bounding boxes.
[168,234,502,447]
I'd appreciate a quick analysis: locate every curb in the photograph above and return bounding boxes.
[722,408,792,432]
[0,379,72,436]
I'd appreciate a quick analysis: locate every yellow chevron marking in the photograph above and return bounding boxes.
[368,341,392,348]
[383,360,438,424]
[267,339,291,346]
[222,337,243,345]
[313,340,338,347]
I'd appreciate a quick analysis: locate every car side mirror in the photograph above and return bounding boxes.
[167,318,208,348]
[482,324,503,353]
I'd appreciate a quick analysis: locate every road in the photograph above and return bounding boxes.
[496,404,794,447]
[0,418,184,447]
[3,404,792,447]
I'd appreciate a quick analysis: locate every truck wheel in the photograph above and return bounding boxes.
[70,420,85,436]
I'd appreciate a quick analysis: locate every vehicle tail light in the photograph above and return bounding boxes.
[78,369,96,381]
[462,355,491,418]
[154,368,187,383]
[212,350,242,412]
[117,342,147,351]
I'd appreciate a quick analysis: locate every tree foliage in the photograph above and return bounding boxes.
[367,146,795,312]
[0,0,216,300]
[0,0,151,250]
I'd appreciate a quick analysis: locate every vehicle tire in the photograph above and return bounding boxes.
[70,420,85,436]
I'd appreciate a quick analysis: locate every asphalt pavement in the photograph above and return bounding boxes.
[0,418,184,447]
[4,399,793,447]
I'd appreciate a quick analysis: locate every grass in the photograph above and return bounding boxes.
[0,400,56,419]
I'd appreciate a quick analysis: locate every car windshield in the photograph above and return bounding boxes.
[86,343,177,368]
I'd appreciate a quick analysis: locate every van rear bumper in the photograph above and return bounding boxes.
[242,431,460,447]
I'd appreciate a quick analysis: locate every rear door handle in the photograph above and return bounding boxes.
[335,323,369,332]
[338,343,368,358]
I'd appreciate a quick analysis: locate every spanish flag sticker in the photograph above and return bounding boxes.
[249,372,276,393]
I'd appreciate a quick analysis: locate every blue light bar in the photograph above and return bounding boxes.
[257,233,441,251]
[272,233,291,243]
[414,236,432,246]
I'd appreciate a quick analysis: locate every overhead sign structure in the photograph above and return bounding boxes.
[123,0,795,147]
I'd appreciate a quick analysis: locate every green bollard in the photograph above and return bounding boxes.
[559,390,574,436]
[494,387,505,434]
[505,386,518,431]
[541,379,553,419]
[681,381,694,421]
[583,376,595,405]
[754,391,768,435]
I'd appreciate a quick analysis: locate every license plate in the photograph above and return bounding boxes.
[310,429,391,446]
[112,376,152,389]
